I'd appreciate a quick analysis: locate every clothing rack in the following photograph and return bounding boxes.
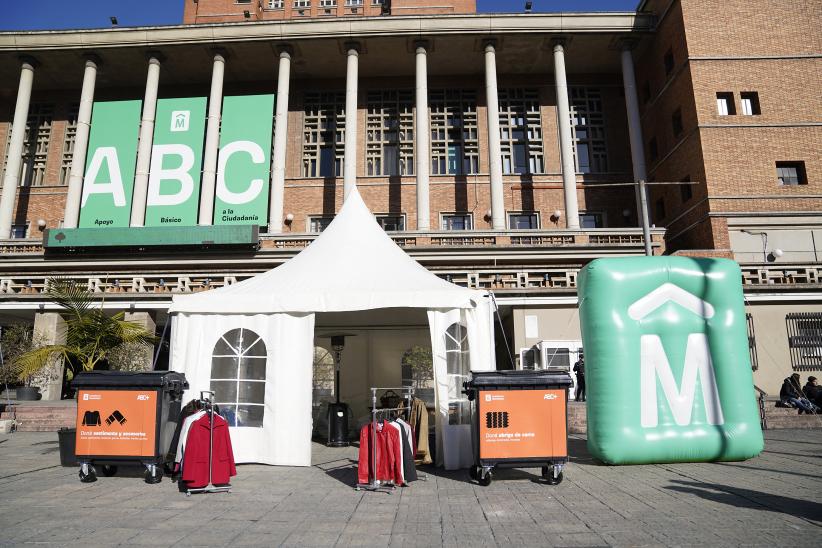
[355,386,425,493]
[186,391,231,496]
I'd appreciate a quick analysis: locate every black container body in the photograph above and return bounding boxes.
[327,402,351,447]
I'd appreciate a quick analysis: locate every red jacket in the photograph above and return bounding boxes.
[182,413,237,488]
[357,421,403,485]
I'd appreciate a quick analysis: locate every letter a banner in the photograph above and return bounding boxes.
[578,256,763,464]
[144,97,207,227]
[214,94,275,226]
[79,100,142,228]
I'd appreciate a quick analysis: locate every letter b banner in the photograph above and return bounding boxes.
[578,257,763,464]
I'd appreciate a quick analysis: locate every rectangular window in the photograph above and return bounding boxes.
[747,313,758,371]
[655,197,666,222]
[741,91,761,116]
[429,90,479,175]
[308,216,334,232]
[578,212,603,229]
[366,90,414,176]
[498,89,544,174]
[663,48,674,76]
[716,92,735,116]
[570,87,608,173]
[59,104,79,186]
[375,214,405,231]
[236,0,251,3]
[671,107,683,137]
[267,0,284,8]
[508,212,540,229]
[10,223,29,239]
[776,161,807,185]
[303,92,345,177]
[649,137,658,162]
[441,213,472,231]
[345,0,363,5]
[294,0,311,7]
[680,175,693,203]
[786,312,822,371]
[4,104,55,187]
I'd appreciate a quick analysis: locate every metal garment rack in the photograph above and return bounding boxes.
[355,386,424,493]
[186,391,231,496]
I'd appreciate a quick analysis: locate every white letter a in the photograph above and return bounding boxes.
[82,147,126,207]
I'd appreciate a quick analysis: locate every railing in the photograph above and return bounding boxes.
[754,385,768,430]
[740,264,820,286]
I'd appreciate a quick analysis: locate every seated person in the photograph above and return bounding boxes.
[803,376,822,407]
[780,374,820,414]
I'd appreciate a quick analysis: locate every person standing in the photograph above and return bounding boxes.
[573,353,585,402]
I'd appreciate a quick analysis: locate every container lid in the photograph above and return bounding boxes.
[465,369,573,388]
[72,370,188,389]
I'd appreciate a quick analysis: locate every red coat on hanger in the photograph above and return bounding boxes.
[182,412,237,488]
[357,420,403,485]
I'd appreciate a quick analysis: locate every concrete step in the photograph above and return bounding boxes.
[765,415,822,429]
[1,402,78,431]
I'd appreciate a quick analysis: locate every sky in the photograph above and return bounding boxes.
[0,0,640,31]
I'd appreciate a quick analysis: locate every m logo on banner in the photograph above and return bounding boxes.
[628,283,725,428]
[170,111,190,132]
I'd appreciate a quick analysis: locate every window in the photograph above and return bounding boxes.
[320,0,337,7]
[716,92,735,116]
[211,328,267,428]
[649,137,658,162]
[741,92,761,116]
[366,91,414,176]
[303,92,345,177]
[663,48,674,76]
[671,108,683,137]
[236,0,251,3]
[746,313,758,371]
[345,0,363,5]
[401,346,434,407]
[578,212,603,229]
[570,87,608,173]
[776,161,807,185]
[655,197,666,222]
[375,214,405,231]
[429,90,479,175]
[543,347,571,370]
[59,104,79,186]
[445,323,470,425]
[4,104,55,187]
[441,213,472,231]
[498,89,544,174]
[313,346,335,403]
[680,175,693,203]
[10,223,29,239]
[308,216,334,232]
[508,212,540,229]
[786,313,822,371]
[294,0,311,7]
[268,0,284,8]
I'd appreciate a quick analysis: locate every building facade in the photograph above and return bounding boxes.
[0,0,819,400]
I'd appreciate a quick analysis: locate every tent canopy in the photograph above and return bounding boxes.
[169,187,482,314]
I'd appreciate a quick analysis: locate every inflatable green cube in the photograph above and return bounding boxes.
[578,257,764,464]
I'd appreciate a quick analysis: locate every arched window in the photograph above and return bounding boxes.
[445,323,470,425]
[211,328,267,428]
[313,346,335,403]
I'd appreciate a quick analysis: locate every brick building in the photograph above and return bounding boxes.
[0,0,819,402]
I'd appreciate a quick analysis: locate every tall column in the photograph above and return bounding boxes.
[0,57,37,238]
[130,53,162,227]
[63,55,100,229]
[343,43,360,199]
[484,41,505,230]
[268,46,292,233]
[553,40,580,229]
[199,50,226,225]
[621,45,652,256]
[32,312,66,401]
[415,42,431,231]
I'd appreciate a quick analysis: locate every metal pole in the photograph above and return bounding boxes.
[638,179,652,256]
[335,350,341,405]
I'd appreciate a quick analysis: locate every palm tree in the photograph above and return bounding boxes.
[14,277,156,382]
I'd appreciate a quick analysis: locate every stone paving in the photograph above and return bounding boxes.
[0,430,820,547]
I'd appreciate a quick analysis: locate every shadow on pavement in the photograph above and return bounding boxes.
[665,479,822,524]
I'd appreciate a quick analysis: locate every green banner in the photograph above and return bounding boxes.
[79,100,142,228]
[144,97,207,227]
[214,94,274,226]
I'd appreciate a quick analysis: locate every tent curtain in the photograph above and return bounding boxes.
[170,312,315,466]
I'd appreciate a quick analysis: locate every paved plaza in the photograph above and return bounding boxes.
[1,430,820,547]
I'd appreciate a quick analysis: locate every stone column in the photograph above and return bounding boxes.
[621,45,652,256]
[0,57,37,238]
[553,40,580,229]
[484,41,505,230]
[343,43,360,199]
[130,53,162,227]
[199,50,226,226]
[415,41,431,231]
[269,46,292,233]
[32,313,66,401]
[63,55,100,229]
[124,312,157,371]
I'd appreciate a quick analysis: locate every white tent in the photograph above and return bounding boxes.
[169,188,495,468]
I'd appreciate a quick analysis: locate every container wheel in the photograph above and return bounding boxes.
[79,466,97,483]
[478,471,492,486]
[101,465,118,477]
[144,467,163,485]
[547,470,563,485]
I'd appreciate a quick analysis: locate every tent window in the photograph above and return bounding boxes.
[313,346,335,402]
[211,328,267,428]
[445,323,470,425]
